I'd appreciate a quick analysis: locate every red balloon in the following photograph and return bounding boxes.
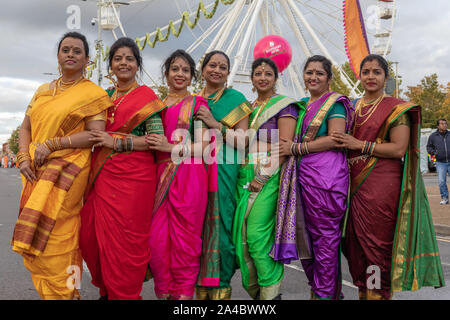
[253,35,292,73]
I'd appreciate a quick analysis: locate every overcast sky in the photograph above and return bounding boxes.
[1,0,449,145]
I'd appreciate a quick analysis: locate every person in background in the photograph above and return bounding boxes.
[427,118,450,205]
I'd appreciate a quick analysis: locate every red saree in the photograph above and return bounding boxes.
[80,85,165,300]
[343,96,444,299]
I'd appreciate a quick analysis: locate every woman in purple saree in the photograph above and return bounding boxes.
[277,55,353,299]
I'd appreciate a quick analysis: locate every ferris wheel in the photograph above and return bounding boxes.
[91,0,396,98]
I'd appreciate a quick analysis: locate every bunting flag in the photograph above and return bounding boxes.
[135,0,236,50]
[343,0,371,79]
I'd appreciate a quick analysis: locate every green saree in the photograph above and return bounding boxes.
[232,95,298,300]
[197,88,252,299]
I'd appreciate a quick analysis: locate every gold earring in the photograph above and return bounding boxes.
[252,86,256,93]
[58,64,62,76]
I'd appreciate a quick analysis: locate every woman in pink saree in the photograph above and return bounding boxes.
[146,50,216,300]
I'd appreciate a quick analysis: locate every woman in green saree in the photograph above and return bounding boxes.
[232,58,299,300]
[194,51,252,300]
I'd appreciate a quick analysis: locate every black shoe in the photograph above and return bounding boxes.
[99,295,108,300]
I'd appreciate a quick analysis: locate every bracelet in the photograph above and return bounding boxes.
[17,151,32,166]
[290,143,297,156]
[116,138,123,152]
[302,142,309,156]
[368,142,376,156]
[361,141,376,156]
[67,136,72,147]
[44,137,63,152]
[128,137,134,152]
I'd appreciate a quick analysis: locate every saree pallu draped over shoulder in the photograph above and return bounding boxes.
[79,85,165,300]
[149,95,218,300]
[343,96,444,299]
[232,95,299,300]
[271,92,354,300]
[11,78,112,300]
[196,88,252,298]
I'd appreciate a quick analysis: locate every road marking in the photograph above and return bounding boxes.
[286,263,357,289]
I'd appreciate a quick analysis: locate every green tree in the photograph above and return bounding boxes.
[404,74,446,128]
[8,126,20,155]
[331,62,364,97]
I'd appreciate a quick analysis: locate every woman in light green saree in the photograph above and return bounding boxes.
[232,58,299,300]
[195,51,252,300]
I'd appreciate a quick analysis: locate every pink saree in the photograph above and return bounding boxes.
[148,95,217,299]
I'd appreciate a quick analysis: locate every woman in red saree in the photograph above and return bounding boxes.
[79,38,165,300]
[332,54,444,300]
[146,50,216,300]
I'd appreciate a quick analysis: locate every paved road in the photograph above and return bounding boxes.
[1,168,449,300]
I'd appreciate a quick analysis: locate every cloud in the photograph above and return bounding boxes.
[0,77,40,142]
[390,1,450,87]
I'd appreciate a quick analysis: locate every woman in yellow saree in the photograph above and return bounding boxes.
[11,32,112,300]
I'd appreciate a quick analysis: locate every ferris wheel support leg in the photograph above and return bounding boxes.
[194,0,246,70]
[228,0,264,86]
[278,0,311,57]
[225,0,258,55]
[286,63,306,98]
[285,0,358,97]
[186,9,229,53]
[108,0,127,37]
[216,0,247,51]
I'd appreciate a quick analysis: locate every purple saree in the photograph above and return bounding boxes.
[272,92,353,299]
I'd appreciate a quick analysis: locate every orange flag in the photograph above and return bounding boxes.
[343,0,371,79]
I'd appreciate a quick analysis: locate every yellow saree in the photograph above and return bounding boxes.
[11,78,112,300]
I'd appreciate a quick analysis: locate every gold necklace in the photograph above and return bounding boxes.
[354,93,385,129]
[357,93,385,118]
[53,76,84,96]
[250,96,272,128]
[163,91,190,107]
[199,87,226,104]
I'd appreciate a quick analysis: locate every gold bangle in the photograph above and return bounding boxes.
[67,136,72,147]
